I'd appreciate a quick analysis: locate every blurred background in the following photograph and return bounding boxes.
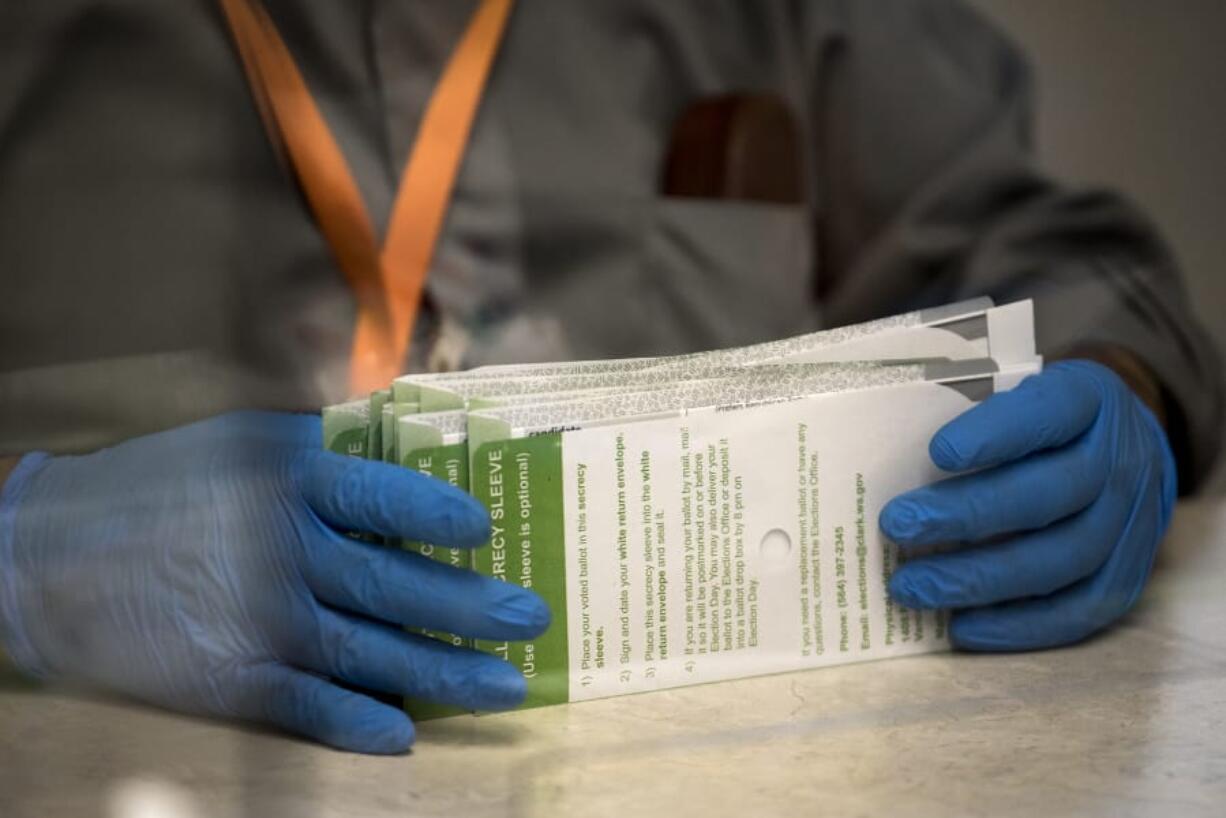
[971,0,1226,493]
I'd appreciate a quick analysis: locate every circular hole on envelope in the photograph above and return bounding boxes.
[759,528,793,569]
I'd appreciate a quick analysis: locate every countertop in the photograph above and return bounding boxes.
[3,500,1225,818]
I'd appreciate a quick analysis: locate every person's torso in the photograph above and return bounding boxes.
[0,0,832,453]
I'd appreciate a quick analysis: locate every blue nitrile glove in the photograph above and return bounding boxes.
[0,412,550,754]
[881,360,1177,651]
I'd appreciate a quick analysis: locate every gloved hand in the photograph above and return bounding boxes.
[0,412,550,754]
[881,360,1177,650]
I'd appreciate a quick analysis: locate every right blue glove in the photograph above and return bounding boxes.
[880,361,1176,651]
[0,412,550,754]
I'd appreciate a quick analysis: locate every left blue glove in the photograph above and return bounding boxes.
[0,412,551,754]
[880,360,1177,651]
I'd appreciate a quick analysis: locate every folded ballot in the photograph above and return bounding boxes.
[322,298,1041,716]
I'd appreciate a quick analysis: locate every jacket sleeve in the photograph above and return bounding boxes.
[803,0,1223,493]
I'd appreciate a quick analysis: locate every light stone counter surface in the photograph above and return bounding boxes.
[2,500,1225,818]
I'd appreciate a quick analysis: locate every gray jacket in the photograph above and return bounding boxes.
[1,0,1220,490]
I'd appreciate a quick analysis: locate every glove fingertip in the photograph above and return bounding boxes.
[454,498,493,548]
[880,498,926,545]
[888,571,924,609]
[474,662,528,712]
[946,613,997,652]
[327,696,416,755]
[929,430,969,471]
[486,586,553,638]
[243,665,417,754]
[362,711,417,755]
[396,470,491,547]
[948,610,1027,653]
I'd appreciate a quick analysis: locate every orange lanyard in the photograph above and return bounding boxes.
[218,0,516,395]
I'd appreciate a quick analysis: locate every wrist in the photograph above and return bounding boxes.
[1057,345,1167,428]
[0,457,19,496]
